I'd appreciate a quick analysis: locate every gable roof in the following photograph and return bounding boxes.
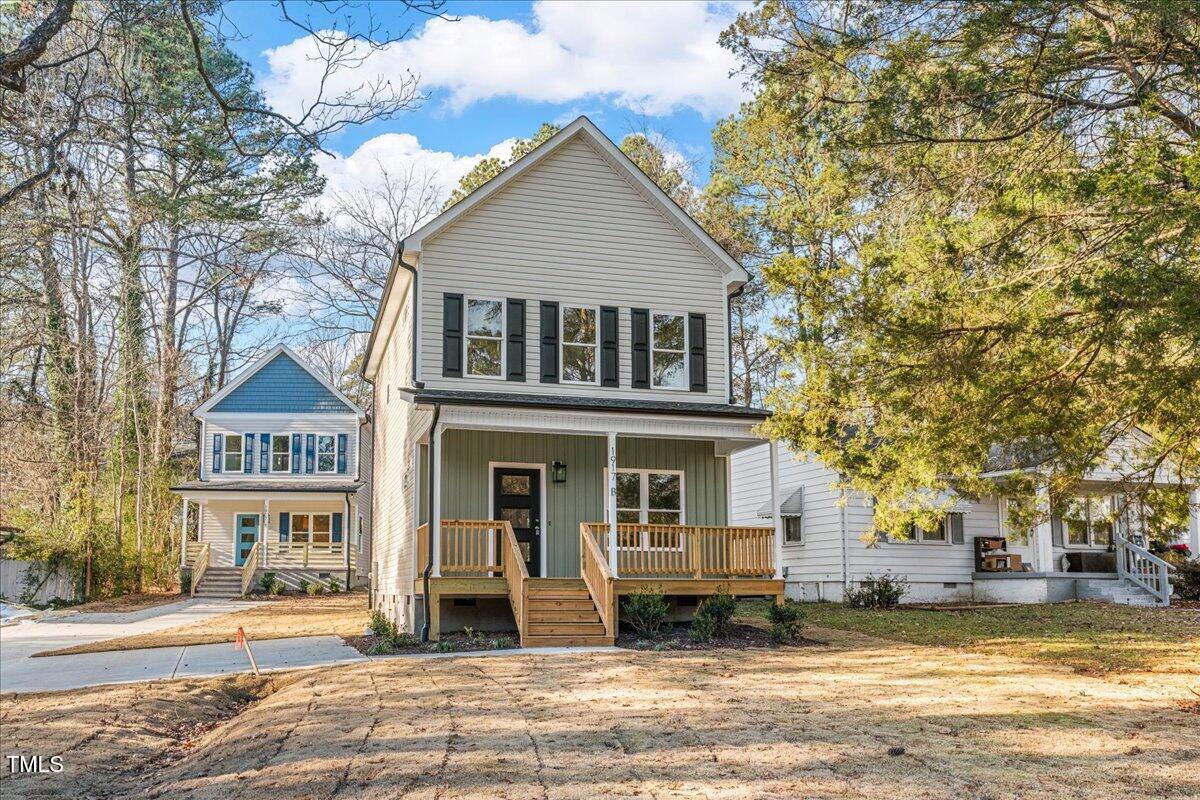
[362,116,749,380]
[195,344,364,417]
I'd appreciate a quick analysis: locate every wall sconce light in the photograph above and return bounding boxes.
[551,461,567,483]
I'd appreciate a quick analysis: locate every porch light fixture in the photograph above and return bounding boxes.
[551,461,567,483]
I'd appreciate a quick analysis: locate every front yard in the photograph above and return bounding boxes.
[738,600,1200,675]
[4,614,1198,799]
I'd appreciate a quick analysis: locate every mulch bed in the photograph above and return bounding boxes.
[617,622,819,651]
[346,630,520,656]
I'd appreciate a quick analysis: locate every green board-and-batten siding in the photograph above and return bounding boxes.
[439,430,729,577]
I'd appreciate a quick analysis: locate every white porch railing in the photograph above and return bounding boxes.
[266,541,353,569]
[240,541,261,595]
[1116,535,1174,606]
[190,542,210,597]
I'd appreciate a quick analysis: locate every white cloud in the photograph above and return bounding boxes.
[261,1,746,121]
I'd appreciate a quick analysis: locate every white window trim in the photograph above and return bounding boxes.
[783,515,804,544]
[463,295,506,380]
[288,512,335,546]
[894,516,952,544]
[222,433,244,473]
[650,310,688,391]
[559,303,600,385]
[270,433,293,474]
[1062,495,1115,550]
[316,433,337,474]
[603,467,686,551]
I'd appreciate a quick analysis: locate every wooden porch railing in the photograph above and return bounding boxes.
[580,524,616,639]
[439,520,505,575]
[190,542,210,597]
[499,520,529,643]
[266,541,353,569]
[1116,534,1174,606]
[240,541,261,596]
[416,523,429,575]
[584,523,776,579]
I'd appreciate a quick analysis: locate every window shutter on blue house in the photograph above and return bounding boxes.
[243,434,253,473]
[506,298,526,381]
[259,434,269,472]
[631,308,650,389]
[332,512,343,543]
[688,313,707,392]
[539,301,559,383]
[600,306,619,387]
[305,434,315,473]
[212,434,222,474]
[279,512,290,542]
[337,434,348,473]
[291,433,301,474]
[442,293,464,377]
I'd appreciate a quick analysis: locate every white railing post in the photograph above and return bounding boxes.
[432,423,443,577]
[263,497,270,568]
[1189,488,1199,558]
[180,497,189,568]
[607,432,618,577]
[768,440,783,580]
[1034,484,1054,572]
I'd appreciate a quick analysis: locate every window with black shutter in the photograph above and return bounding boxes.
[442,293,463,377]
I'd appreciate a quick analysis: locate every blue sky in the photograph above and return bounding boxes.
[218,1,750,199]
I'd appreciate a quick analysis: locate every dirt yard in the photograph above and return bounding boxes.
[4,626,1197,799]
[35,593,369,657]
[62,592,183,614]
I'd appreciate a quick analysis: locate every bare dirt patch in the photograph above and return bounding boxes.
[5,627,1197,799]
[617,621,819,650]
[34,593,369,657]
[62,592,183,614]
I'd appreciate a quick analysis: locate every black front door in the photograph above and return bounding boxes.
[493,467,541,577]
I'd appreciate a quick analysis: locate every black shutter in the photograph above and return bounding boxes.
[600,306,619,387]
[442,293,464,378]
[539,301,559,383]
[950,513,965,544]
[631,308,650,389]
[688,312,707,392]
[506,298,526,381]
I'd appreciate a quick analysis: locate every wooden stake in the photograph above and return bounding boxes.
[235,626,259,675]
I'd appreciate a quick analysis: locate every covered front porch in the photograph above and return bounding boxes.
[413,401,786,645]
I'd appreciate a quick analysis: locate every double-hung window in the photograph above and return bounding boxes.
[561,304,598,383]
[271,434,291,473]
[222,434,243,473]
[651,312,686,389]
[316,434,336,473]
[465,297,504,377]
[609,468,685,549]
[1063,496,1113,547]
[290,513,332,545]
[901,518,949,543]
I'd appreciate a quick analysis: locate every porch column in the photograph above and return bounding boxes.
[1189,488,1199,556]
[768,440,783,580]
[344,494,352,589]
[431,424,443,577]
[607,431,618,576]
[1033,484,1054,572]
[263,497,270,568]
[179,497,189,568]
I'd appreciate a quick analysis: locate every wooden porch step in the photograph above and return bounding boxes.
[527,609,602,623]
[527,589,592,600]
[522,634,612,648]
[527,598,597,612]
[528,578,587,589]
[527,622,606,636]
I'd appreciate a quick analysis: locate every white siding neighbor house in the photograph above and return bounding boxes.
[363,116,786,646]
[731,432,1199,606]
[172,344,367,596]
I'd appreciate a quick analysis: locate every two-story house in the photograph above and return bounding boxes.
[363,117,786,646]
[172,344,367,597]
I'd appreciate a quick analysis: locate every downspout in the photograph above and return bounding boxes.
[343,491,353,593]
[392,240,423,389]
[420,402,441,642]
[358,414,373,609]
[727,283,746,404]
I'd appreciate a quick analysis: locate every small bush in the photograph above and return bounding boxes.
[845,573,908,609]
[306,581,325,596]
[298,578,310,594]
[328,577,341,594]
[1174,558,1200,601]
[689,612,717,643]
[369,609,398,639]
[767,600,805,644]
[623,587,669,639]
[694,588,737,638]
[180,567,192,595]
[259,573,280,595]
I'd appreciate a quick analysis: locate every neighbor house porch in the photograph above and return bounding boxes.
[411,400,786,646]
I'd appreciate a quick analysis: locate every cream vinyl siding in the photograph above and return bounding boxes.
[418,135,729,402]
[199,499,350,567]
[200,413,359,481]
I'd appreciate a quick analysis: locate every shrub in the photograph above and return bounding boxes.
[689,612,717,643]
[623,587,669,639]
[306,581,325,596]
[298,578,310,594]
[328,577,341,594]
[259,573,280,595]
[1174,558,1200,601]
[369,609,398,639]
[180,567,192,595]
[845,573,908,609]
[767,600,805,644]
[694,588,737,638]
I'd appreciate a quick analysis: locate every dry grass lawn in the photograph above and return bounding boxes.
[35,593,369,657]
[64,592,184,614]
[4,626,1198,799]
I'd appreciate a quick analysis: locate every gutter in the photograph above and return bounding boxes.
[420,402,441,642]
[726,283,746,404]
[361,239,422,389]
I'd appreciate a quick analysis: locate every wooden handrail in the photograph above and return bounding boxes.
[440,520,506,576]
[190,543,210,597]
[499,520,529,644]
[240,541,260,596]
[416,523,429,574]
[1116,535,1174,606]
[583,522,776,579]
[580,524,616,640]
